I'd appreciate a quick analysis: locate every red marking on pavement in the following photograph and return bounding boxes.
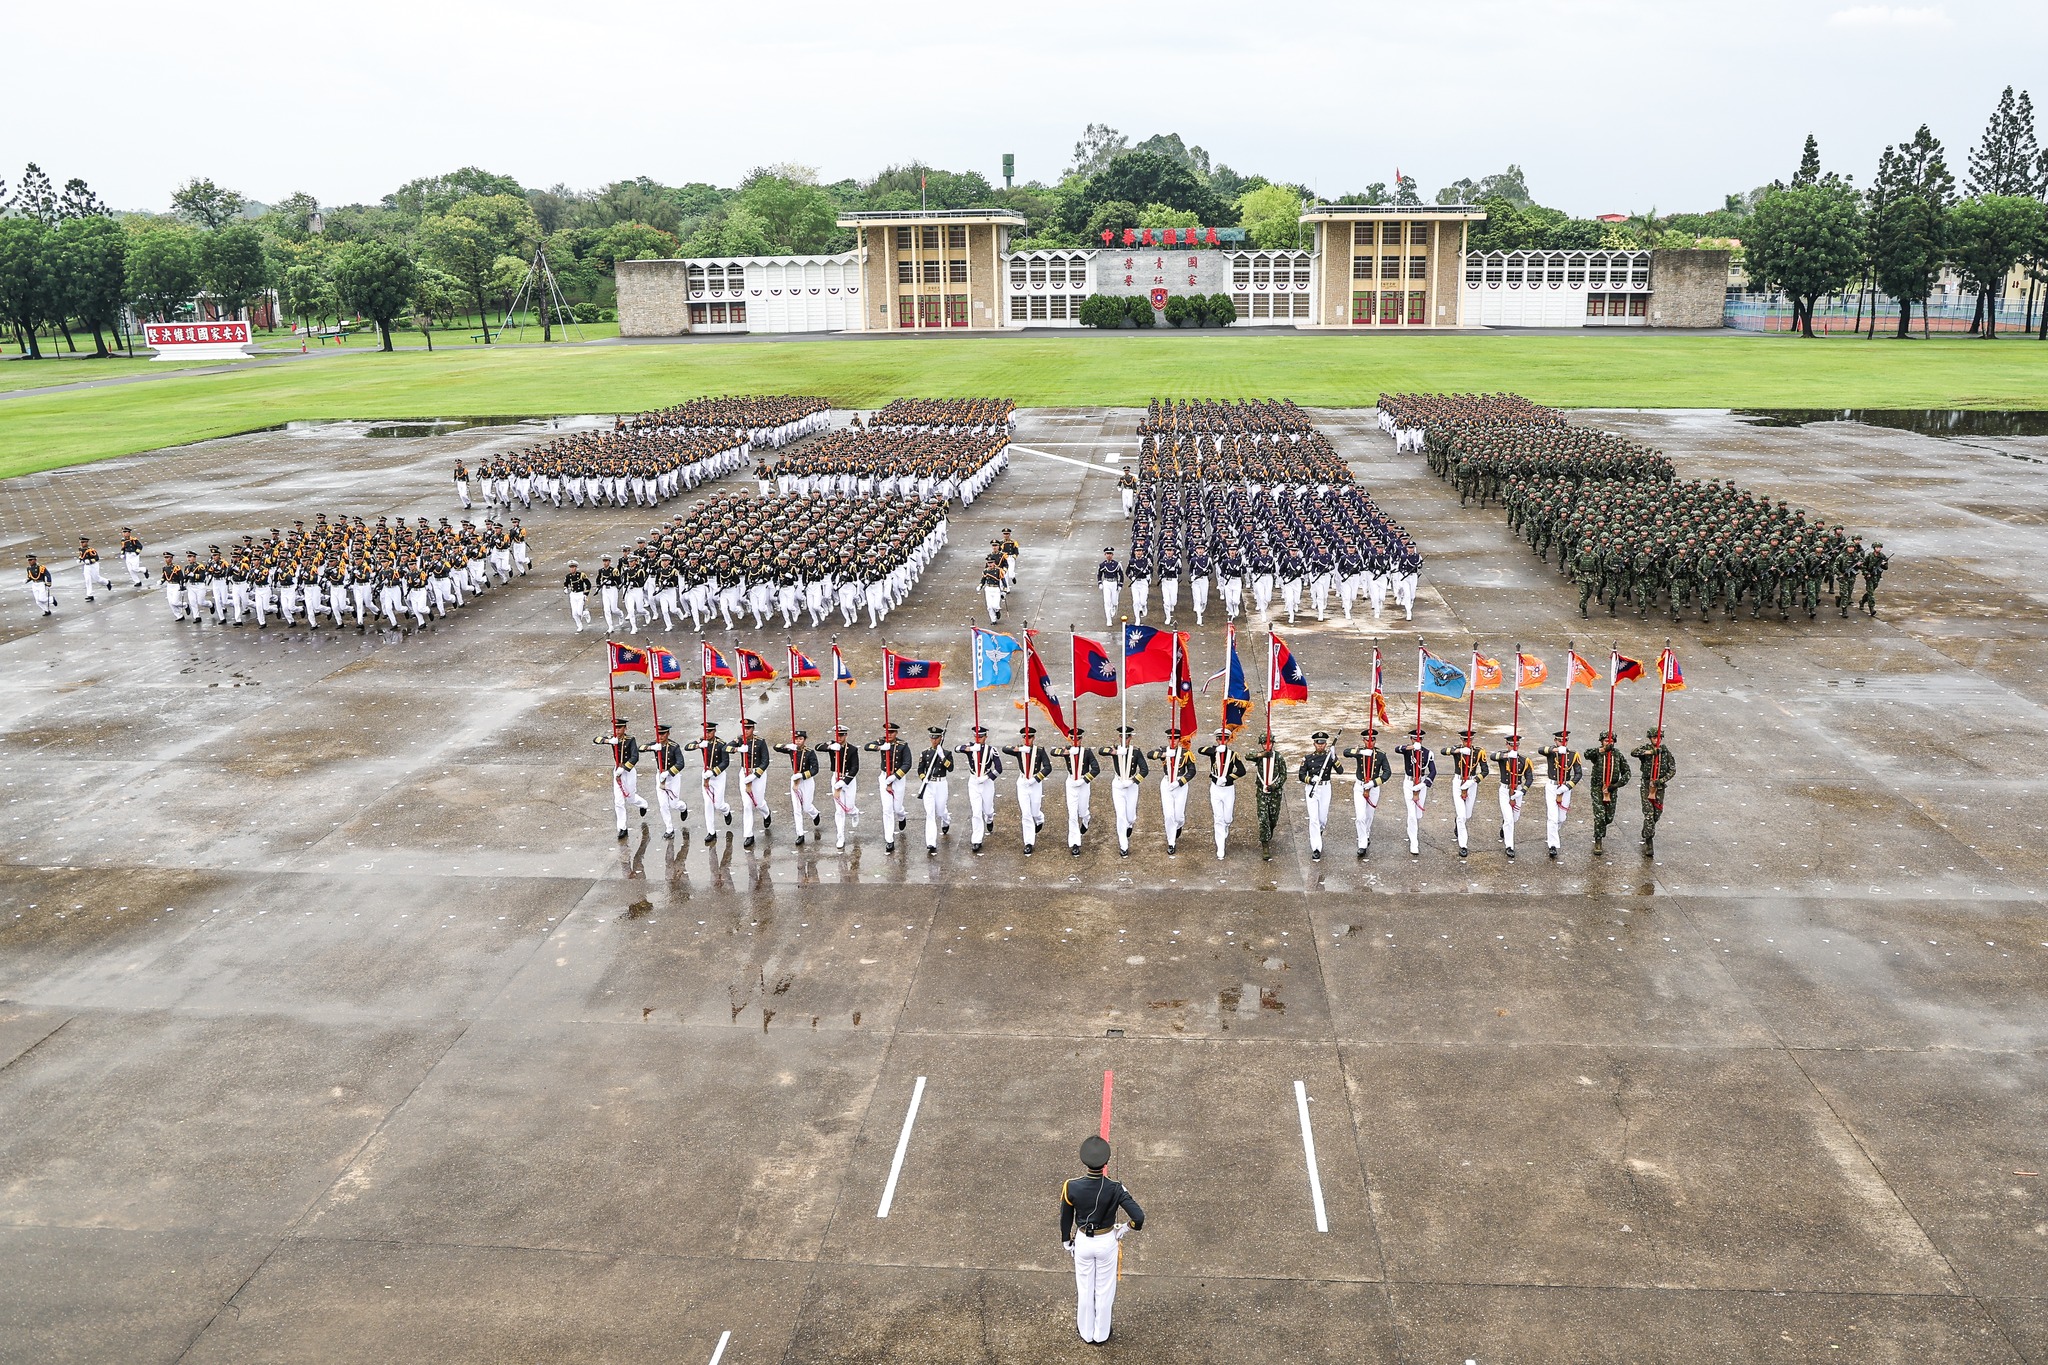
[1100,1069,1114,1139]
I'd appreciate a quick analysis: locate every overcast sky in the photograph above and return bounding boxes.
[5,1,2039,217]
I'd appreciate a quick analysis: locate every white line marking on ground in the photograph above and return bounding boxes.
[1008,444,1114,473]
[876,1075,927,1218]
[1294,1079,1329,1233]
[708,1330,731,1364]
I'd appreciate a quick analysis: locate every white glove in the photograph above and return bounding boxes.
[1062,1240,1074,1255]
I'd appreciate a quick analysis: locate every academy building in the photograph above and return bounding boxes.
[616,203,1730,336]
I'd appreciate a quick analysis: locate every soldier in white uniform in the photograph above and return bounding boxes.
[915,726,954,857]
[1050,730,1100,856]
[956,724,1001,853]
[594,720,649,839]
[1297,731,1339,862]
[1198,729,1245,860]
[1395,727,1436,857]
[1149,726,1194,856]
[1496,733,1535,859]
[683,721,733,845]
[1098,725,1150,858]
[821,725,862,850]
[1539,730,1583,860]
[863,721,912,853]
[735,718,772,849]
[1341,729,1391,859]
[1002,724,1051,855]
[1445,729,1490,860]
[651,723,689,840]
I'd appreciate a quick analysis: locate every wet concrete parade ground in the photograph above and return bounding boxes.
[1,406,2044,1363]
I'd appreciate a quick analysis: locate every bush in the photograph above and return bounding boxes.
[600,308,616,322]
[1162,295,1194,328]
[1077,293,1125,328]
[571,302,602,323]
[1205,292,1238,327]
[1124,294,1156,328]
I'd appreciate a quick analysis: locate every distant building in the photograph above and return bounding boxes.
[1466,249,1732,327]
[1298,205,1486,329]
[841,209,1028,331]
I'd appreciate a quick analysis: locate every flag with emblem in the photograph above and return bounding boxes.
[884,651,943,691]
[1474,652,1504,690]
[703,643,734,682]
[1122,624,1177,686]
[1418,647,1466,700]
[1516,652,1548,689]
[1612,651,1645,685]
[1205,625,1253,738]
[1170,633,1197,734]
[1568,649,1598,689]
[608,641,648,675]
[1074,633,1118,699]
[831,644,856,687]
[736,647,777,682]
[648,646,684,682]
[1657,647,1686,691]
[1269,630,1309,704]
[1025,636,1073,738]
[972,629,1022,690]
[788,647,821,682]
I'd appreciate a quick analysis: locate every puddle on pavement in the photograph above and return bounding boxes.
[1734,409,2048,438]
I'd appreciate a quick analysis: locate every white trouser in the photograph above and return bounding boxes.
[1544,781,1572,849]
[879,774,907,840]
[1016,776,1044,844]
[1191,577,1209,621]
[830,778,860,846]
[657,772,686,834]
[922,776,950,848]
[1110,777,1141,851]
[1499,784,1525,851]
[568,591,589,628]
[1209,782,1236,856]
[1453,777,1478,850]
[1065,778,1092,848]
[790,775,818,830]
[1130,579,1149,622]
[965,774,996,838]
[1121,488,1136,516]
[611,767,643,829]
[700,769,731,829]
[600,586,621,630]
[739,772,768,839]
[165,581,183,615]
[1100,582,1119,626]
[82,562,109,594]
[983,584,1003,621]
[124,551,145,585]
[1304,781,1331,853]
[1072,1227,1124,1344]
[1159,779,1189,847]
[1404,778,1430,853]
[29,582,52,612]
[1353,780,1381,851]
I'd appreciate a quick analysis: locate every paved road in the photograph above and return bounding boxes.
[0,408,2041,1363]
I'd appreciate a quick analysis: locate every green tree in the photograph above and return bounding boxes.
[281,261,338,334]
[1966,86,2039,196]
[1236,184,1303,249]
[0,217,54,357]
[1948,195,2044,337]
[1131,133,1210,177]
[1071,123,1129,177]
[417,193,539,344]
[597,221,678,268]
[735,173,838,254]
[330,240,417,351]
[1393,175,1422,207]
[54,216,128,356]
[678,204,775,259]
[1438,165,1531,207]
[1867,125,1954,336]
[1206,292,1237,326]
[1123,294,1155,328]
[588,178,682,233]
[197,223,271,320]
[384,167,524,220]
[1162,294,1195,327]
[1743,181,1863,337]
[1141,203,1199,229]
[1090,152,1223,225]
[267,191,322,242]
[1077,293,1124,328]
[409,266,462,350]
[1789,134,1823,188]
[170,177,247,228]
[124,225,200,323]
[1085,200,1141,245]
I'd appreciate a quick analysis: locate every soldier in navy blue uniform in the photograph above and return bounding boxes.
[594,719,648,839]
[1096,548,1124,627]
[1062,1134,1145,1346]
[915,726,954,856]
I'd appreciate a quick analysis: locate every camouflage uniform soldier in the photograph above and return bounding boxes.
[1574,541,1603,618]
[1858,542,1888,616]
[1585,730,1632,856]
[1834,535,1863,617]
[1252,736,1288,861]
[1629,728,1677,857]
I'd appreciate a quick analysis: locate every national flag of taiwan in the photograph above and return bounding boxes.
[1568,650,1597,689]
[608,641,648,675]
[1473,653,1504,690]
[1122,624,1177,686]
[788,647,821,682]
[1516,652,1548,689]
[1170,638,1197,735]
[832,645,857,687]
[736,647,777,683]
[1419,648,1466,700]
[703,643,735,682]
[1657,647,1686,692]
[1269,631,1309,705]
[1074,634,1118,698]
[972,629,1022,690]
[1612,651,1645,685]
[1025,639,1073,738]
[884,652,943,691]
[648,646,684,682]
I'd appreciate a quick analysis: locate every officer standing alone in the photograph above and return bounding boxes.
[1062,1135,1144,1346]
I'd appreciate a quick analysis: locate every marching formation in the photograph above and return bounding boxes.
[565,494,950,634]
[1105,403,1422,627]
[864,398,1017,432]
[590,627,1683,865]
[755,428,1010,504]
[1387,391,1890,620]
[451,394,834,513]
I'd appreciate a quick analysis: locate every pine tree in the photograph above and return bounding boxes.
[1869,126,1955,337]
[1791,134,1823,188]
[1967,86,2039,196]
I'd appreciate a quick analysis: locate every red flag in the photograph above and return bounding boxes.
[702,643,734,681]
[1074,634,1118,698]
[1170,635,1197,734]
[608,641,648,675]
[1657,647,1686,692]
[1026,639,1073,738]
[1122,624,1176,686]
[884,652,943,691]
[648,646,684,682]
[1612,652,1645,685]
[736,647,777,682]
[1269,632,1309,704]
[788,647,821,682]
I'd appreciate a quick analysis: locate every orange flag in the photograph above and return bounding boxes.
[1515,652,1548,688]
[1568,650,1598,689]
[1473,654,1504,690]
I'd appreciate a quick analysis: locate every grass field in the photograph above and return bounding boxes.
[3,330,2047,479]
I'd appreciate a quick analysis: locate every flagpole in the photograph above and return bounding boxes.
[645,640,663,738]
[970,625,981,735]
[1119,616,1129,742]
[1605,642,1619,739]
[1466,640,1478,736]
[786,643,797,743]
[1169,629,1179,734]
[1414,637,1425,735]
[1366,640,1379,750]
[734,636,748,735]
[698,639,710,743]
[1263,628,1274,746]
[1510,641,1521,739]
[882,645,892,734]
[1069,624,1081,743]
[1562,639,1575,743]
[605,642,619,734]
[830,637,843,787]
[1024,624,1035,735]
[1652,638,1671,791]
